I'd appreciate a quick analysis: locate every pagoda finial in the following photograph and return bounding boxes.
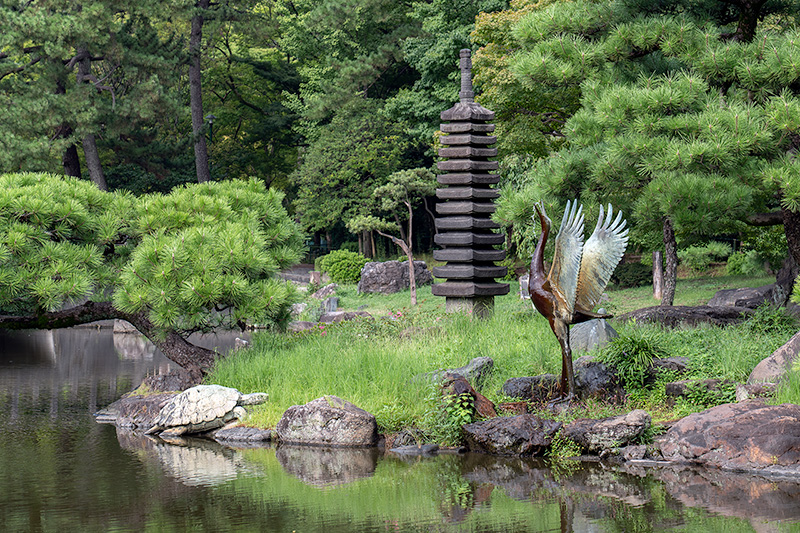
[459,49,474,103]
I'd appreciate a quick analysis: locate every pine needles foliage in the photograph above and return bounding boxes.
[0,173,304,335]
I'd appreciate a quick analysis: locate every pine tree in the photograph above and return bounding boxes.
[0,173,304,380]
[482,0,800,305]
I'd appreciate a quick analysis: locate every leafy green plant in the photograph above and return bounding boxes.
[726,250,765,276]
[598,328,668,391]
[677,242,731,273]
[742,303,798,336]
[546,431,583,460]
[675,380,736,410]
[316,250,369,284]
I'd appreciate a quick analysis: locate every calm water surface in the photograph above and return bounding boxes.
[1,327,799,532]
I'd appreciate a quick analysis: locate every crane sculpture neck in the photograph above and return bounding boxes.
[530,206,549,284]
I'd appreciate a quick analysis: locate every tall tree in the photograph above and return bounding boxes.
[190,0,212,183]
[483,0,800,305]
[0,1,189,187]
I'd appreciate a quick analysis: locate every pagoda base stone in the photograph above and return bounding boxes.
[445,297,495,319]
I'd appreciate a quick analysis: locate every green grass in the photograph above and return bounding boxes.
[208,273,799,442]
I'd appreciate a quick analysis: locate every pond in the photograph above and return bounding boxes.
[1,327,799,532]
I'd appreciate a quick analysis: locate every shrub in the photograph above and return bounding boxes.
[597,328,668,391]
[678,242,731,273]
[316,250,369,284]
[610,262,652,288]
[726,250,765,276]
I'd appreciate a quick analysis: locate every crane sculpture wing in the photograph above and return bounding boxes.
[548,200,585,317]
[575,204,629,312]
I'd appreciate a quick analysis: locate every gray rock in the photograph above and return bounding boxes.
[389,444,440,456]
[287,321,318,333]
[357,260,433,294]
[428,357,494,387]
[735,382,777,401]
[276,395,378,447]
[322,296,339,313]
[113,319,139,333]
[500,375,558,402]
[96,392,177,429]
[748,329,800,384]
[708,285,773,308]
[463,415,562,456]
[290,302,308,318]
[574,355,620,399]
[659,401,800,473]
[213,426,274,443]
[648,357,689,381]
[618,305,753,328]
[519,273,530,299]
[562,410,651,454]
[318,310,373,323]
[570,319,619,353]
[311,283,338,300]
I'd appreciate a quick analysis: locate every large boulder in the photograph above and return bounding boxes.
[562,410,651,454]
[463,415,562,456]
[276,396,378,447]
[748,329,800,384]
[708,285,773,308]
[357,260,433,294]
[618,305,752,328]
[570,318,619,353]
[659,401,800,474]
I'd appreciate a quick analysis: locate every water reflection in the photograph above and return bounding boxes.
[276,445,380,487]
[2,327,800,532]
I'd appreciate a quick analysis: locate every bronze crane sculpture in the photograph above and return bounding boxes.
[529,200,628,402]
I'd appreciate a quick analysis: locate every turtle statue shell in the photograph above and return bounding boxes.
[147,384,268,437]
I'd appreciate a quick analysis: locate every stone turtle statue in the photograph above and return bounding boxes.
[146,384,268,437]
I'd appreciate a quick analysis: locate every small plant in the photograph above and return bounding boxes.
[444,392,476,427]
[675,380,736,410]
[598,328,668,391]
[316,249,369,284]
[743,303,798,336]
[547,431,583,460]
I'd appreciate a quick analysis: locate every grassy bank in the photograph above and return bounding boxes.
[207,274,798,443]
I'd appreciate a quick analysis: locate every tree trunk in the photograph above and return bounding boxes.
[62,143,81,177]
[661,217,678,306]
[190,0,211,183]
[734,0,768,43]
[77,48,107,190]
[653,250,663,300]
[82,134,108,190]
[405,201,417,306]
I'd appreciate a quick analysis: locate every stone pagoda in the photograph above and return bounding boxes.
[431,49,509,318]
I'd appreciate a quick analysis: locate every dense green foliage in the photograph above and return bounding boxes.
[0,172,303,335]
[480,0,800,304]
[316,250,370,284]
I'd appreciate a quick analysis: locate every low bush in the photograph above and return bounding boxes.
[316,249,370,284]
[726,250,765,276]
[678,242,731,273]
[610,262,652,288]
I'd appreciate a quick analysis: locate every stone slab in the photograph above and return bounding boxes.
[431,281,510,297]
[440,123,495,133]
[438,146,497,158]
[433,249,505,262]
[437,172,500,186]
[436,187,499,200]
[434,232,505,246]
[432,265,507,279]
[437,160,499,172]
[438,134,497,145]
[436,201,497,215]
[435,216,500,231]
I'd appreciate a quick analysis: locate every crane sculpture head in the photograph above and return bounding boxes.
[529,200,628,404]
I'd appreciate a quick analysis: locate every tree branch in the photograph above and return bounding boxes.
[747,211,783,226]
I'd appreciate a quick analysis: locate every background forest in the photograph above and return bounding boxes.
[2,0,800,302]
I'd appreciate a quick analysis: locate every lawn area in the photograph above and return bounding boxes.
[208,272,799,444]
